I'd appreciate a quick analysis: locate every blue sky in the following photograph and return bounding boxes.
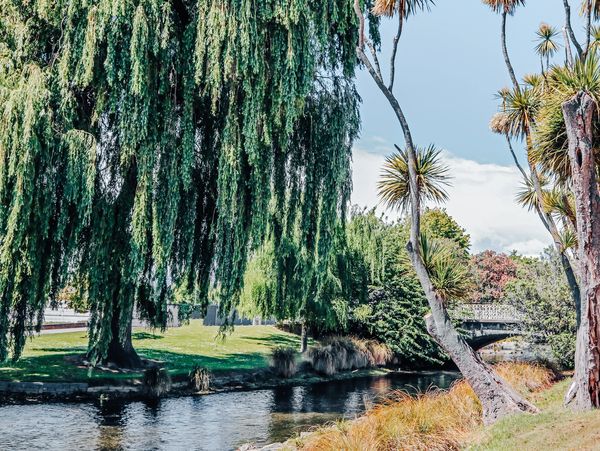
[356,0,569,164]
[352,1,586,254]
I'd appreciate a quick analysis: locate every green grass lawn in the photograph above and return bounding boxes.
[467,379,600,450]
[0,321,302,383]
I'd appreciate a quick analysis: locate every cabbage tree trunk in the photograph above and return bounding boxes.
[562,91,600,409]
[353,1,538,423]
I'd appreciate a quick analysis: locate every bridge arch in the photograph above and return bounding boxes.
[451,303,524,350]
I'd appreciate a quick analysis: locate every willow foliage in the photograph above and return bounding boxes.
[0,0,360,363]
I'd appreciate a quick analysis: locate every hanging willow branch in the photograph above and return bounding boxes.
[0,0,360,364]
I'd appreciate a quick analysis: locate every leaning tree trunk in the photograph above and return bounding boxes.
[409,245,538,424]
[562,91,600,409]
[353,1,538,423]
[389,68,537,426]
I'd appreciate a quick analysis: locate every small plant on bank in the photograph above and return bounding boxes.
[189,366,211,392]
[270,346,298,378]
[143,367,172,397]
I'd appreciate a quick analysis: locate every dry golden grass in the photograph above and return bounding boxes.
[298,363,556,451]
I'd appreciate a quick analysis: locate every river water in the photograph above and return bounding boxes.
[0,371,459,451]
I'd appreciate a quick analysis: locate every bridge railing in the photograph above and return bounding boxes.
[451,303,523,323]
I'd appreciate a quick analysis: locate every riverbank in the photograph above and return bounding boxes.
[0,322,304,383]
[467,378,600,450]
[266,363,559,451]
[0,364,421,404]
[0,322,422,404]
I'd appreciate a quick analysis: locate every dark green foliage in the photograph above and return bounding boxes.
[421,208,471,253]
[345,209,465,366]
[506,249,577,369]
[0,1,360,364]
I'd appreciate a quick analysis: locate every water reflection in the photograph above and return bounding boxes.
[0,371,459,451]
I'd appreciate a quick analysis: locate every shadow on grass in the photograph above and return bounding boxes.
[243,334,300,349]
[0,348,271,382]
[132,332,164,340]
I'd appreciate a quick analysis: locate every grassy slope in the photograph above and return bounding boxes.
[467,379,600,450]
[0,321,302,382]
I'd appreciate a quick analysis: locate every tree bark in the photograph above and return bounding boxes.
[501,11,520,90]
[300,322,308,354]
[562,91,600,409]
[104,305,142,369]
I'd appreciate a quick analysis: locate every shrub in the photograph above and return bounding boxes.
[143,367,172,397]
[189,366,211,392]
[271,346,298,378]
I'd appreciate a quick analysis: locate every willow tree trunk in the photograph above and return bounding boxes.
[104,306,142,369]
[563,92,600,409]
[300,323,308,353]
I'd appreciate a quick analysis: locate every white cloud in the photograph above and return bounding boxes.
[351,148,551,256]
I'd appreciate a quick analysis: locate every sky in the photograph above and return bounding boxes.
[351,0,586,255]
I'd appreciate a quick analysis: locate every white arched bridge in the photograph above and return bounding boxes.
[451,303,524,350]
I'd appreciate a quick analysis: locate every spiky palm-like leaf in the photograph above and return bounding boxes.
[481,0,525,15]
[372,0,435,17]
[420,235,472,302]
[542,187,577,226]
[533,53,600,181]
[378,144,451,212]
[581,0,600,21]
[516,173,549,212]
[535,23,560,59]
[501,86,541,139]
[559,227,578,251]
[523,73,544,89]
[590,25,600,52]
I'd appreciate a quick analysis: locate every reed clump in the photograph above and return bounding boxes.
[299,362,557,451]
[189,366,211,392]
[307,337,393,376]
[143,367,172,397]
[271,346,298,378]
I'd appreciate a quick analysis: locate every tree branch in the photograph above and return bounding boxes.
[354,0,365,49]
[563,0,584,59]
[367,40,383,81]
[389,12,403,91]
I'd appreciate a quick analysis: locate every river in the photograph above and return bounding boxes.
[0,371,459,451]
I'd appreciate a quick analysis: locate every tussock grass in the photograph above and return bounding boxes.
[143,367,172,397]
[271,346,298,378]
[307,337,393,376]
[298,363,556,451]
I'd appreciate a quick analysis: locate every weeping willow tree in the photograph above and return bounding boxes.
[0,1,359,367]
[239,83,359,352]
